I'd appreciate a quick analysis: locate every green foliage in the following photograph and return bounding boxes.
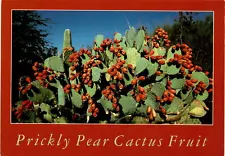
[196,90,209,101]
[151,83,166,97]
[40,103,53,122]
[28,81,56,103]
[135,30,145,51]
[189,100,207,118]
[147,61,159,77]
[126,48,141,67]
[191,72,209,87]
[144,91,159,109]
[135,58,148,75]
[44,56,65,72]
[95,35,104,47]
[119,95,136,115]
[85,84,97,97]
[56,80,65,106]
[92,67,101,82]
[71,90,82,108]
[164,97,183,113]
[100,96,113,111]
[126,27,136,47]
[12,25,213,125]
[171,78,185,89]
[114,33,122,41]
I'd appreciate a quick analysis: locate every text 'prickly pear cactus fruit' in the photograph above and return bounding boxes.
[12,27,213,124]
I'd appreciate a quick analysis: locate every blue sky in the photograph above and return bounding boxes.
[37,11,213,52]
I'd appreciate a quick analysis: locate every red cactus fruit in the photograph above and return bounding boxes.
[138,76,145,81]
[25,77,31,83]
[112,97,117,103]
[191,79,198,83]
[108,94,113,100]
[118,83,124,90]
[21,88,28,94]
[66,84,71,89]
[34,62,39,67]
[139,93,146,101]
[32,66,38,71]
[92,112,97,117]
[186,80,193,86]
[122,67,128,74]
[205,71,209,76]
[112,103,117,109]
[158,59,165,65]
[135,95,141,102]
[149,50,154,56]
[155,71,161,76]
[138,86,145,93]
[131,79,137,85]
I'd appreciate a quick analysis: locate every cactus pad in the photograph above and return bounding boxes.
[119,95,137,115]
[92,67,101,82]
[135,58,148,75]
[135,30,145,52]
[151,82,166,97]
[126,47,141,67]
[44,56,64,72]
[126,27,136,47]
[71,90,82,108]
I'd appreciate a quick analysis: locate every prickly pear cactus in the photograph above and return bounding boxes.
[12,27,213,124]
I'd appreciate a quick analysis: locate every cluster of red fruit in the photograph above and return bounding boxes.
[14,100,33,119]
[152,28,171,48]
[82,59,102,86]
[68,48,103,86]
[156,80,176,104]
[176,44,203,73]
[68,48,93,65]
[193,81,207,94]
[177,44,194,74]
[129,76,146,102]
[130,85,147,102]
[102,85,120,111]
[78,93,99,117]
[185,78,198,89]
[168,44,206,77]
[32,62,55,88]
[185,77,213,94]
[93,38,113,52]
[82,65,93,87]
[109,45,126,58]
[19,77,32,94]
[107,59,130,81]
[63,83,82,94]
[68,51,80,67]
[143,49,166,65]
[131,76,145,85]
[168,53,183,64]
[87,102,99,118]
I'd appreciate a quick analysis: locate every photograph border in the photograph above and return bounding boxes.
[10,9,215,126]
[1,1,224,156]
